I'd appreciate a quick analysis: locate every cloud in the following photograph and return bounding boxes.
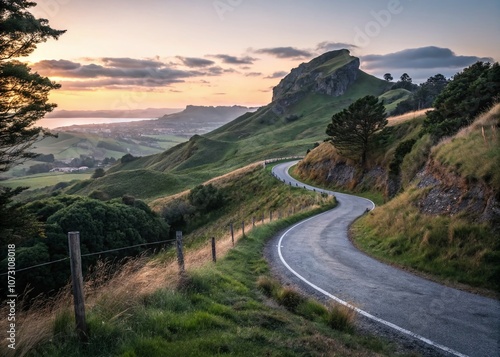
[211,54,257,65]
[177,56,215,68]
[32,57,240,89]
[265,71,288,79]
[316,41,358,52]
[255,46,312,59]
[32,59,81,71]
[100,57,164,69]
[245,72,262,77]
[360,46,495,83]
[362,46,493,70]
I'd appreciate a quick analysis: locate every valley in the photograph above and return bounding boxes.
[2,48,499,357]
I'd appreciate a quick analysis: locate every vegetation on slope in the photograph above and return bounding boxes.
[83,59,392,201]
[353,105,500,294]
[1,164,415,357]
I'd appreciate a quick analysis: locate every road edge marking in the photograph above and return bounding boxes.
[273,161,469,357]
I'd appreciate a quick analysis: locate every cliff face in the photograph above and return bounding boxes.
[271,49,360,115]
[296,144,499,229]
[415,159,499,224]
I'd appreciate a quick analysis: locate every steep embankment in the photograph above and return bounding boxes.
[10,164,395,357]
[297,104,500,292]
[295,113,425,198]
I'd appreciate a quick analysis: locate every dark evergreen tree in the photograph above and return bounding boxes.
[424,62,500,138]
[326,95,387,167]
[0,0,64,244]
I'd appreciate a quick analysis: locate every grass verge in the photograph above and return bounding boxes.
[351,188,500,295]
[7,207,416,357]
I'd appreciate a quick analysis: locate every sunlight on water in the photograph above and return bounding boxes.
[37,117,155,130]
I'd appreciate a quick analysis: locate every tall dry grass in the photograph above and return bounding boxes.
[386,108,430,127]
[0,195,322,356]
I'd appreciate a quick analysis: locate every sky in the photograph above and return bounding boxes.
[26,0,500,112]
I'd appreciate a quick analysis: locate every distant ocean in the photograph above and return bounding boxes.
[37,117,155,130]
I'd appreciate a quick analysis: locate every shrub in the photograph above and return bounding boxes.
[92,168,106,179]
[276,287,305,312]
[325,304,355,332]
[256,275,279,297]
[121,153,137,163]
[188,184,225,212]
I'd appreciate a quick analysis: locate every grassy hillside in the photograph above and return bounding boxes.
[0,172,92,190]
[294,113,426,192]
[5,164,422,357]
[77,68,391,201]
[355,105,499,293]
[34,131,183,160]
[379,88,412,113]
[430,105,500,192]
[21,53,394,209]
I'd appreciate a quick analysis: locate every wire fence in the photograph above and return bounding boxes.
[1,157,308,277]
[0,238,176,276]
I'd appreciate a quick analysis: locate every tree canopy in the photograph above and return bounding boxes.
[0,195,169,298]
[391,73,418,91]
[326,95,387,167]
[0,0,66,60]
[391,74,449,115]
[0,0,64,243]
[0,0,65,171]
[424,61,500,138]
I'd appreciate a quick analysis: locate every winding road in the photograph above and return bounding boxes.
[268,161,500,357]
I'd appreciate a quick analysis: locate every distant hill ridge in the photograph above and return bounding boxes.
[74,49,392,199]
[157,105,259,123]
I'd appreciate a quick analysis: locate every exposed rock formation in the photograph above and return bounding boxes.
[416,159,499,225]
[271,49,360,115]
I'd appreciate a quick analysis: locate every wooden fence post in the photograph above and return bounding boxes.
[68,232,88,341]
[230,223,234,246]
[252,216,255,227]
[261,213,264,223]
[211,237,216,263]
[270,211,273,222]
[176,231,185,274]
[242,221,245,237]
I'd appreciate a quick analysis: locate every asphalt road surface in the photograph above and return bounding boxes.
[268,161,500,357]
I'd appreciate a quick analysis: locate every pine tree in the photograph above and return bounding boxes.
[326,95,387,167]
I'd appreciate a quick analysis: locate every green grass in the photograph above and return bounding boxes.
[28,209,408,357]
[352,188,500,293]
[6,165,415,356]
[379,88,411,113]
[65,169,201,201]
[1,172,92,190]
[431,105,500,191]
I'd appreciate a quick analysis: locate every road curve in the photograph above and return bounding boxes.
[268,161,500,357]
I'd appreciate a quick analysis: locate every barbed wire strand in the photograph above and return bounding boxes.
[0,238,176,276]
[1,157,308,277]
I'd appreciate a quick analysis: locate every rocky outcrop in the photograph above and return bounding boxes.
[299,148,499,227]
[415,159,499,225]
[271,49,360,115]
[296,143,388,193]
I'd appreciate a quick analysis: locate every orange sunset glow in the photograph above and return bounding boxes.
[24,0,499,112]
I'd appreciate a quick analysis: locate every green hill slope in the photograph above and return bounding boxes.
[81,50,391,200]
[298,104,500,293]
